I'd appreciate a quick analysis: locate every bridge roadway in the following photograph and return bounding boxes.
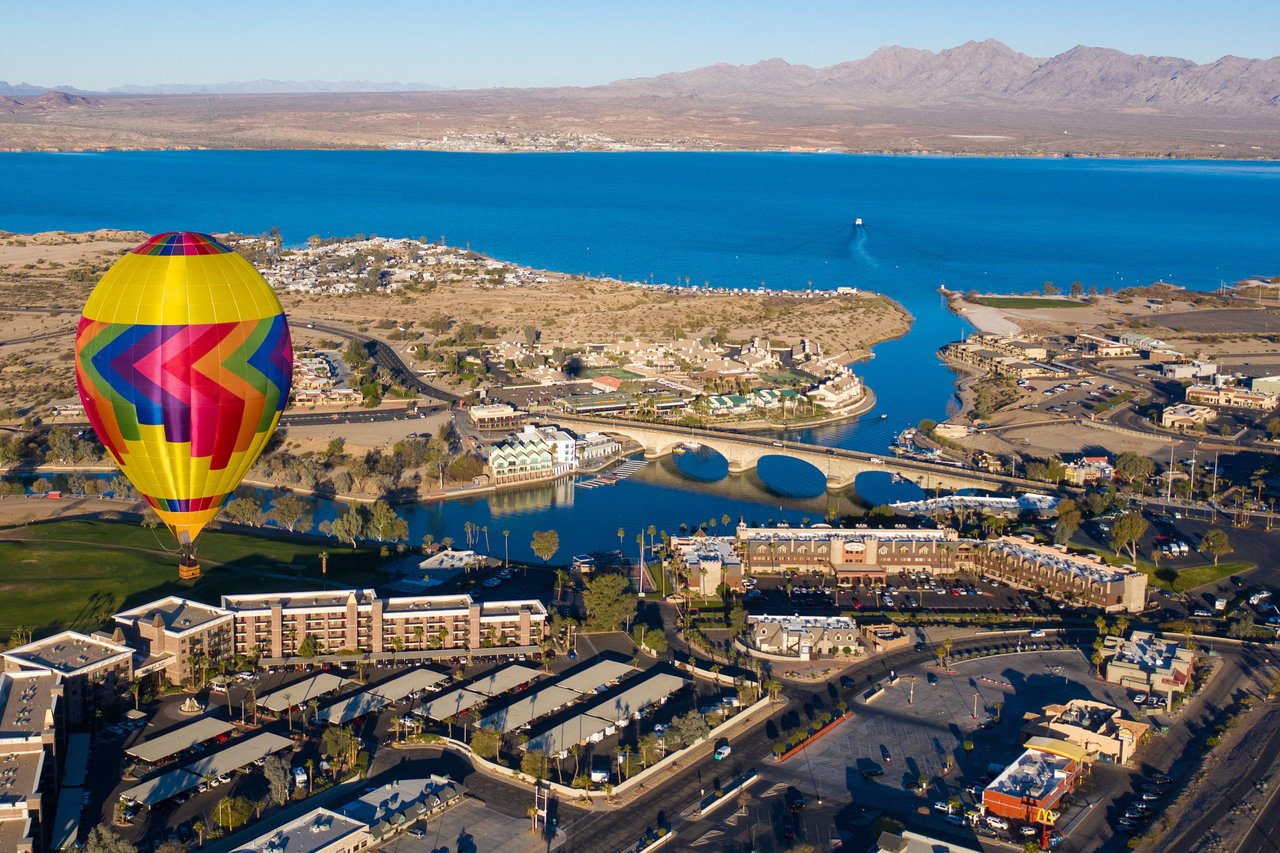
[543,413,1044,493]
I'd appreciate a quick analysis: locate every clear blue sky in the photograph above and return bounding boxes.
[5,0,1276,90]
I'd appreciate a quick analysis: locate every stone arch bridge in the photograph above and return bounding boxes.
[545,414,1042,493]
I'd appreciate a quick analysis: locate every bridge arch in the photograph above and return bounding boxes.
[754,454,828,499]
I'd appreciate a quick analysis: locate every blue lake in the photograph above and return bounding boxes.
[2,152,1277,560]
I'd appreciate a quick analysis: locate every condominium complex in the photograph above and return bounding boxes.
[486,424,579,485]
[113,596,234,686]
[975,537,1148,613]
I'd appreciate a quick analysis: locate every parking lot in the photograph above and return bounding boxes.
[377,797,564,853]
[745,570,1060,619]
[757,647,1143,850]
[1014,376,1125,419]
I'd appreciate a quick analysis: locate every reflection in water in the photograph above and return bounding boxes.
[753,455,827,500]
[669,446,728,481]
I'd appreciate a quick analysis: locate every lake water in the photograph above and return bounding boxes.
[3,152,1277,560]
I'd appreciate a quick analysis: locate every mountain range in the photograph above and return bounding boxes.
[597,40,1280,111]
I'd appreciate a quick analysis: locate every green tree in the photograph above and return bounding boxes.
[728,605,749,636]
[84,826,135,853]
[298,634,319,658]
[643,628,668,655]
[521,748,549,780]
[1199,527,1231,565]
[267,493,312,533]
[1114,451,1155,485]
[329,504,366,548]
[1110,511,1148,564]
[471,725,502,760]
[532,529,560,564]
[582,573,638,631]
[367,500,407,541]
[212,794,256,830]
[1054,498,1082,545]
[224,496,263,527]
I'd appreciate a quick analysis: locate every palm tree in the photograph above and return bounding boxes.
[390,636,404,666]
[617,527,625,554]
[502,529,510,568]
[129,676,143,711]
[193,820,206,847]
[941,637,953,666]
[305,758,315,794]
[282,692,293,732]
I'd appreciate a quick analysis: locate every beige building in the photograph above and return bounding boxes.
[231,807,371,853]
[1186,384,1278,412]
[113,596,234,686]
[1022,699,1149,765]
[2,632,132,728]
[976,537,1148,613]
[221,590,547,663]
[746,615,861,661]
[1160,403,1217,430]
[1101,631,1194,703]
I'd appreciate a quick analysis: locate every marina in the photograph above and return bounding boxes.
[574,457,648,489]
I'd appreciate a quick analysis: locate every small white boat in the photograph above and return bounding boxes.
[854,217,864,226]
[879,413,888,419]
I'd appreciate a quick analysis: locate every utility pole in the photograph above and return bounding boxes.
[972,692,979,720]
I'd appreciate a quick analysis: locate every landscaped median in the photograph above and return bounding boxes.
[695,769,758,817]
[620,826,678,853]
[772,708,852,762]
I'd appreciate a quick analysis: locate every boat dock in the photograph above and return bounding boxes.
[576,458,648,489]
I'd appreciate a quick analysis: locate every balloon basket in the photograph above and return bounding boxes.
[178,561,201,580]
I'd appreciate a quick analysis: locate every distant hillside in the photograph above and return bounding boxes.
[0,91,99,113]
[600,39,1280,112]
[106,79,448,95]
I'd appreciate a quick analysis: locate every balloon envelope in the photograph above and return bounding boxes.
[75,232,293,545]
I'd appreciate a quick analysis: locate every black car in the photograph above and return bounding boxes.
[862,766,886,780]
[839,676,856,689]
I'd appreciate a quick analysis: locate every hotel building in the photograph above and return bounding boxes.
[735,525,966,586]
[0,671,61,852]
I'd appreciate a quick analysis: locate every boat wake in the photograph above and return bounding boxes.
[849,225,880,268]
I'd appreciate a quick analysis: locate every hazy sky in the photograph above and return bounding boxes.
[5,0,1277,89]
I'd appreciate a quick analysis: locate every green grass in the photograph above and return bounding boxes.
[581,367,643,381]
[972,296,1088,309]
[1090,546,1252,592]
[0,519,388,642]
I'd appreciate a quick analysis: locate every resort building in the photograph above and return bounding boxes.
[975,537,1148,613]
[982,737,1088,825]
[1160,403,1217,430]
[0,671,62,852]
[1185,384,1278,412]
[1100,631,1194,704]
[113,596,234,686]
[745,615,861,660]
[220,591,547,663]
[2,632,133,728]
[467,403,528,434]
[486,424,579,485]
[1022,699,1149,766]
[735,525,965,586]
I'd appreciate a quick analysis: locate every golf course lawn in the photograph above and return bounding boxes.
[0,519,386,642]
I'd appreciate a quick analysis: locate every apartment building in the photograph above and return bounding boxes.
[487,424,578,485]
[113,596,234,686]
[1100,631,1194,703]
[805,372,867,414]
[2,632,132,728]
[0,671,61,852]
[1022,699,1149,766]
[220,591,546,663]
[976,537,1148,613]
[735,526,966,586]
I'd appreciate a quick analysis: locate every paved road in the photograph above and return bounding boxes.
[297,319,459,403]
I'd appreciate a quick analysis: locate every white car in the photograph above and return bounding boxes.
[1029,629,1046,638]
[713,745,731,760]
[985,815,1009,831]
[1134,692,1148,705]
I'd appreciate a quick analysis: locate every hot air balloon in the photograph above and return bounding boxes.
[74,232,293,577]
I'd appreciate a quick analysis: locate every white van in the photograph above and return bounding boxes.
[293,767,309,789]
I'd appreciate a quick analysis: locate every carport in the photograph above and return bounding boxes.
[126,717,235,765]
